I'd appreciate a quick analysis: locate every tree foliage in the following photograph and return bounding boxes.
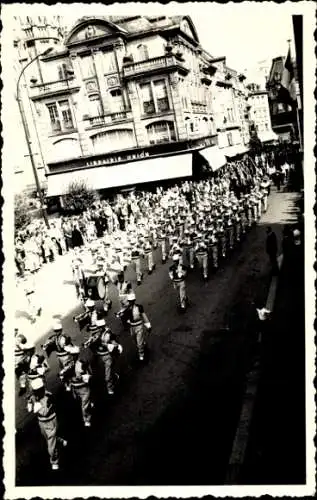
[62,179,96,214]
[15,193,32,232]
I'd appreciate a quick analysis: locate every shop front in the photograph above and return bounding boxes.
[46,134,218,199]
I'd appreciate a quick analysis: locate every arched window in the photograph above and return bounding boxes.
[146,121,176,145]
[91,129,135,154]
[137,44,149,61]
[51,138,81,161]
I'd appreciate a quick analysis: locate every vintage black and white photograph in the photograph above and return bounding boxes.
[2,2,315,498]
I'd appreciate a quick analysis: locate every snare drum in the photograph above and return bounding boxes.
[85,275,106,300]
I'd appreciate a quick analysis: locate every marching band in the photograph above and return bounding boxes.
[16,154,275,469]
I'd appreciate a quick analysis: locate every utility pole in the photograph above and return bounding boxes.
[16,47,53,228]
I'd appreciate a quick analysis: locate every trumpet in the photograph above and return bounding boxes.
[59,361,75,381]
[73,311,90,330]
[83,331,100,349]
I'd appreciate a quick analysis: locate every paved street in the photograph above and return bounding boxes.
[15,187,302,486]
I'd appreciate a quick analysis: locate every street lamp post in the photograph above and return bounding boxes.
[16,47,53,228]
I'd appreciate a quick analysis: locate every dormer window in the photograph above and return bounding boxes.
[85,25,96,39]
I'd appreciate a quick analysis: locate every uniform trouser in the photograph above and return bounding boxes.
[241,217,247,234]
[209,245,218,268]
[74,279,85,298]
[130,324,146,358]
[59,238,67,254]
[177,225,184,239]
[152,234,158,248]
[185,247,194,268]
[253,205,258,221]
[227,227,234,249]
[235,223,241,242]
[196,253,208,277]
[160,240,167,260]
[132,258,142,281]
[100,354,115,392]
[72,385,92,424]
[107,219,114,234]
[262,195,268,212]
[38,417,62,466]
[257,200,262,219]
[57,355,73,388]
[145,251,154,271]
[115,252,124,267]
[247,208,253,227]
[173,281,187,308]
[104,247,110,260]
[220,236,227,258]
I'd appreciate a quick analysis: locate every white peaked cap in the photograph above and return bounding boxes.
[53,321,63,331]
[173,254,180,261]
[127,292,136,300]
[30,378,44,390]
[85,299,95,308]
[96,319,106,327]
[69,345,80,354]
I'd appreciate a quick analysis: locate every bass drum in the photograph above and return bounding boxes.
[85,275,106,300]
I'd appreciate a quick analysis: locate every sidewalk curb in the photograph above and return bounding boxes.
[225,253,283,484]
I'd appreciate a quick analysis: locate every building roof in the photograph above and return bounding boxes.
[65,15,199,46]
[267,56,285,84]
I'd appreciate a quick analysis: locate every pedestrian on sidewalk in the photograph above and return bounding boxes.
[27,377,67,470]
[274,169,282,191]
[266,226,279,275]
[282,226,293,265]
[255,305,271,344]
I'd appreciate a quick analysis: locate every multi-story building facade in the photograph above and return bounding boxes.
[266,56,298,142]
[13,15,65,192]
[247,83,277,144]
[27,15,227,198]
[210,57,249,160]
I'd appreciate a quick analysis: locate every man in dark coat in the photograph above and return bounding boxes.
[72,223,84,248]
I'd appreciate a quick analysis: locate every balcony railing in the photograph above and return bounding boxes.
[123,55,189,78]
[30,77,79,99]
[191,102,207,114]
[84,110,133,127]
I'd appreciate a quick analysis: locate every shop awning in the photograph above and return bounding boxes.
[47,153,193,197]
[221,144,248,158]
[198,146,227,172]
[258,132,279,143]
[236,144,249,155]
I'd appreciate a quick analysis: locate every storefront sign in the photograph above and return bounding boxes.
[85,150,150,168]
[48,135,217,173]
